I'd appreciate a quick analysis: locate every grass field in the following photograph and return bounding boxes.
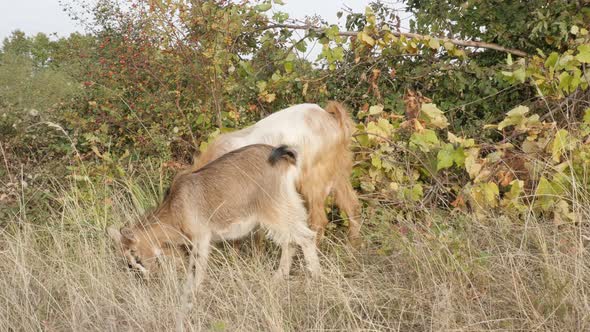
[1,1,589,330]
[1,175,589,331]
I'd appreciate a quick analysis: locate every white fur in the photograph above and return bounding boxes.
[215,104,339,169]
[212,216,258,241]
[193,102,360,244]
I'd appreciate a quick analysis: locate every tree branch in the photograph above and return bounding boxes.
[266,24,529,58]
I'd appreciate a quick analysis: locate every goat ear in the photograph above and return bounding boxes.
[120,227,138,243]
[107,226,122,244]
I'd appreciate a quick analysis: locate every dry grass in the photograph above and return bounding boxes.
[1,177,590,331]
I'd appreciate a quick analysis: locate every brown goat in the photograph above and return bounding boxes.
[108,144,320,286]
[181,102,361,244]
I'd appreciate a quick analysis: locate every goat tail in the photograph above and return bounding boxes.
[268,145,297,166]
[324,101,354,141]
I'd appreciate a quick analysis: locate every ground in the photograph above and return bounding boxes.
[1,178,588,331]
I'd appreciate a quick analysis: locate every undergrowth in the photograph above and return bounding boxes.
[1,176,589,331]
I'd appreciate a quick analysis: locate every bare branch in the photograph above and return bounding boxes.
[266,24,529,57]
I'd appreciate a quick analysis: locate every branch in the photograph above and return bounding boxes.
[266,24,529,58]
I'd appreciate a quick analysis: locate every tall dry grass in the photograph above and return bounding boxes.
[1,175,589,331]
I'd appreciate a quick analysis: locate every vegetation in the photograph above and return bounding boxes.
[1,0,590,330]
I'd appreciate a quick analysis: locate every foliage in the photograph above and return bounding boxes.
[406,0,589,55]
[3,3,590,330]
[0,31,83,166]
[1,0,590,225]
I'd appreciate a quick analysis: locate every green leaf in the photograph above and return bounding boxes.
[583,108,590,125]
[410,129,439,152]
[443,41,454,51]
[451,48,466,58]
[428,38,440,50]
[550,129,571,163]
[295,40,307,53]
[500,180,526,212]
[535,177,562,210]
[371,155,382,169]
[369,104,384,115]
[199,140,209,153]
[196,113,205,125]
[453,147,466,167]
[366,119,393,139]
[356,132,370,147]
[497,105,529,130]
[576,44,590,63]
[513,67,526,83]
[273,11,289,23]
[400,183,423,202]
[325,25,340,40]
[481,182,499,205]
[501,71,513,78]
[211,320,226,332]
[437,144,466,171]
[545,52,559,68]
[254,3,272,12]
[408,184,423,202]
[377,118,393,134]
[570,68,582,91]
[256,80,267,92]
[421,103,449,129]
[505,180,523,201]
[558,71,572,93]
[437,144,455,170]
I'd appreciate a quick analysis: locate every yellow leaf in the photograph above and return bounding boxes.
[428,38,440,49]
[421,103,449,129]
[549,129,574,163]
[369,104,384,115]
[553,200,575,225]
[447,132,475,147]
[470,181,499,209]
[358,31,375,46]
[464,148,482,179]
[571,25,579,35]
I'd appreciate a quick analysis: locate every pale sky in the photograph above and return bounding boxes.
[0,0,80,41]
[0,0,385,42]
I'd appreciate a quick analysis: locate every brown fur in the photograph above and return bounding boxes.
[181,102,361,244]
[108,144,320,284]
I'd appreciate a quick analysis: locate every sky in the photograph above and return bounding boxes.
[0,0,80,41]
[0,0,405,63]
[0,0,386,43]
